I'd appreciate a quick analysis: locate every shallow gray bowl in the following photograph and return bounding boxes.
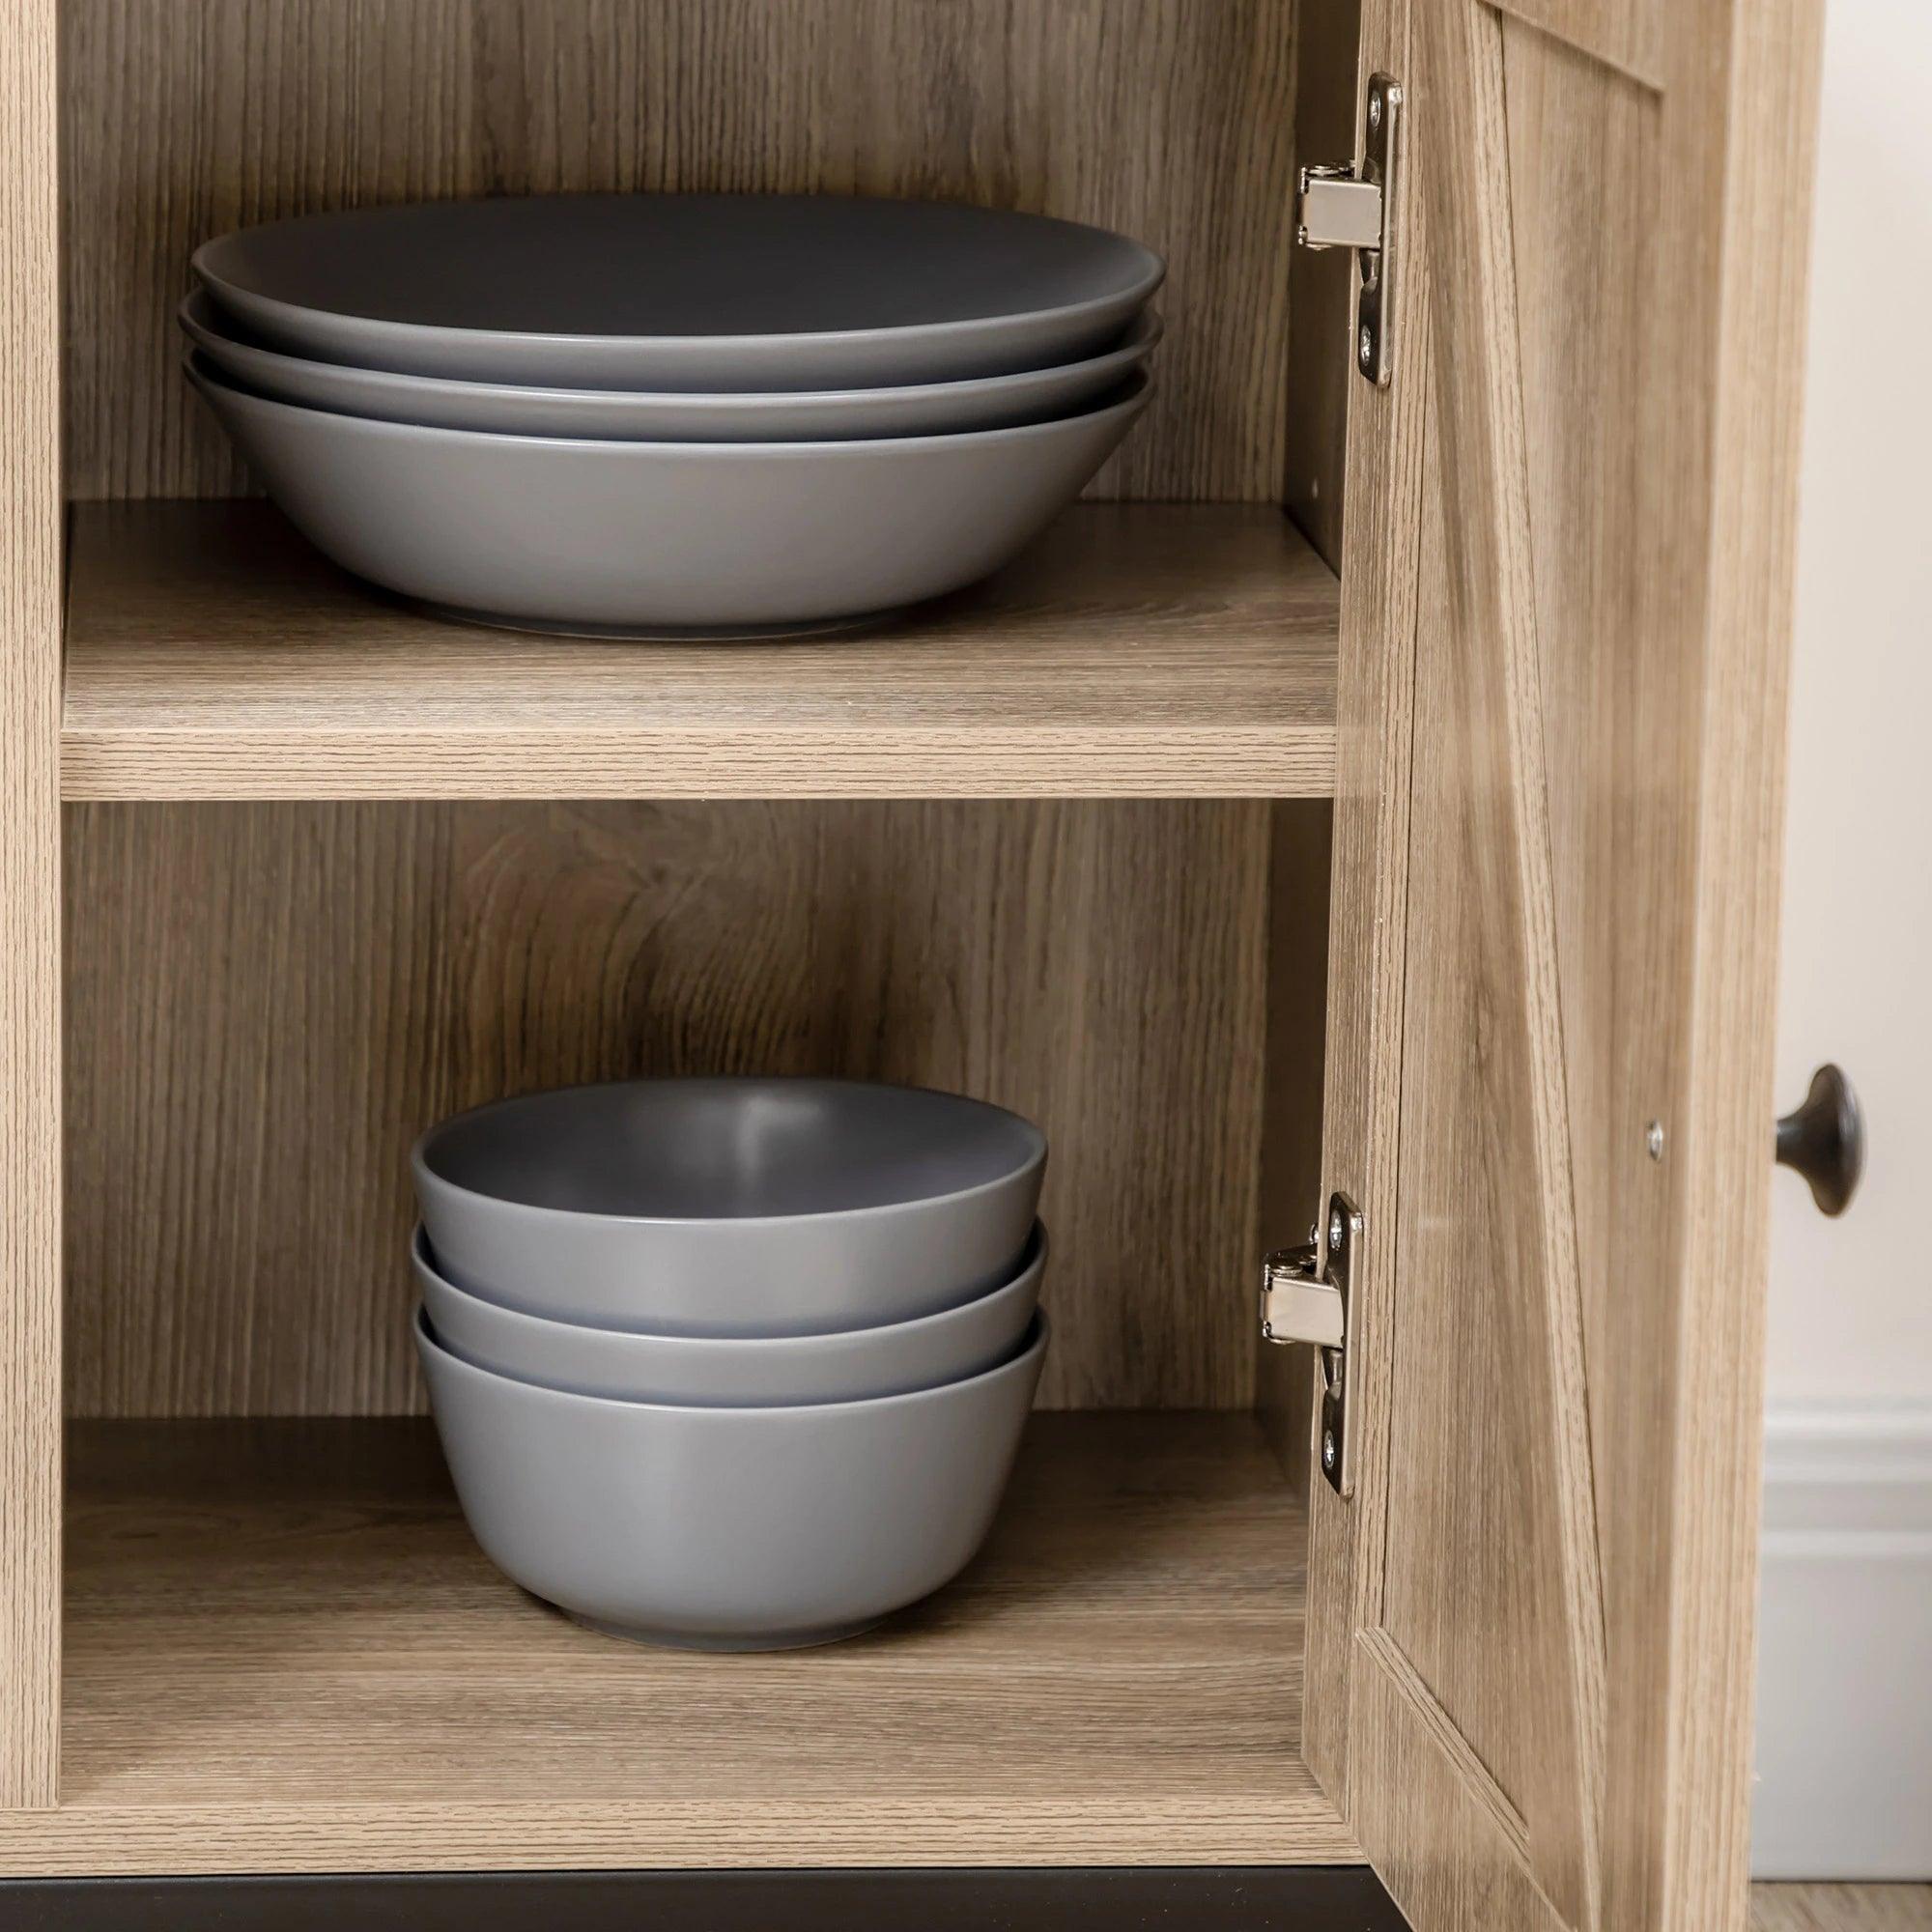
[416,1305,1047,1649]
[412,1078,1046,1336]
[191,193,1165,389]
[414,1221,1046,1406]
[186,355,1149,636]
[181,289,1162,442]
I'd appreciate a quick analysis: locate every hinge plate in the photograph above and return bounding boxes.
[1293,71,1402,386]
[1261,1192,1363,1498]
[1295,167,1383,251]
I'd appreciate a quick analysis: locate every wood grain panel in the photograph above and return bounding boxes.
[0,0,63,1814]
[1328,0,1823,1923]
[1298,0,1428,1821]
[1749,1889,1932,1932]
[61,0,1300,504]
[0,1412,1358,1873]
[59,501,1341,802]
[1492,0,1662,89]
[1661,0,1825,1919]
[1351,1628,1565,1932]
[63,800,1280,1417]
[1254,799,1333,1492]
[1377,12,1629,1924]
[1497,21,1697,1932]
[1281,0,1363,569]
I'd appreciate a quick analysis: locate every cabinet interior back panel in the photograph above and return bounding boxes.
[63,800,1274,1418]
[60,0,1298,503]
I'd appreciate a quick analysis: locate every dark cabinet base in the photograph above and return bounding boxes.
[2,1865,1406,1931]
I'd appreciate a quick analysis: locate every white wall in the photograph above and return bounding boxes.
[1767,0,1932,1406]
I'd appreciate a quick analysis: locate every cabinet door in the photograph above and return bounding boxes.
[1304,2,1823,1928]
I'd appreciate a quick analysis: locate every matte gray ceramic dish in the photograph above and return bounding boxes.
[412,1078,1046,1336]
[192,194,1165,388]
[186,356,1150,636]
[413,1220,1047,1406]
[181,289,1162,442]
[416,1305,1047,1649]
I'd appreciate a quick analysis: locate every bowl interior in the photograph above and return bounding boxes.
[195,194,1163,340]
[418,1078,1044,1222]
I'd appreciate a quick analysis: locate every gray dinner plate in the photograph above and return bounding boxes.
[187,355,1149,635]
[414,1221,1047,1406]
[180,289,1161,441]
[192,194,1165,388]
[412,1078,1046,1336]
[417,1306,1047,1649]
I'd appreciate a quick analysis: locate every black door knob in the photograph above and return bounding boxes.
[1775,1063,1863,1217]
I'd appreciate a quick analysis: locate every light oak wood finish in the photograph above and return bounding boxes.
[1750,1889,1932,1932]
[1254,799,1334,1494]
[0,1412,1355,1875]
[1660,0,1825,1920]
[61,502,1340,801]
[64,798,1280,1417]
[61,0,1297,505]
[1318,0,1822,1928]
[1280,0,1363,571]
[0,0,62,1813]
[1297,0,1430,1821]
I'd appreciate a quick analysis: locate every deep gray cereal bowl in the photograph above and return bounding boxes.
[185,355,1150,636]
[412,1077,1046,1336]
[416,1305,1048,1649]
[413,1220,1047,1406]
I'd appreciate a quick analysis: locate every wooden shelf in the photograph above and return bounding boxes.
[59,501,1339,802]
[0,1411,1351,1877]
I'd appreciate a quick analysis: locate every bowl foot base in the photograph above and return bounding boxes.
[560,1605,888,1652]
[411,597,912,642]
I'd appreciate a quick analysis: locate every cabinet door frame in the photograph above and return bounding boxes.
[0,0,63,1817]
[1304,1,1824,1927]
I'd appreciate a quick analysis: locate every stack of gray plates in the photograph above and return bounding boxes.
[183,194,1164,637]
[411,1076,1049,1650]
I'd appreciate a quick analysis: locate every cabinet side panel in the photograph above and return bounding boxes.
[62,0,1297,504]
[0,0,62,1813]
[1280,0,1361,568]
[63,801,1268,1418]
[1255,799,1333,1492]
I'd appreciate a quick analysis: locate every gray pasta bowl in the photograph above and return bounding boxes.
[181,287,1163,443]
[185,354,1150,637]
[191,193,1165,389]
[413,1220,1047,1406]
[412,1077,1047,1336]
[416,1305,1048,1650]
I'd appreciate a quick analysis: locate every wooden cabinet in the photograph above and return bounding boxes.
[0,2,1822,1927]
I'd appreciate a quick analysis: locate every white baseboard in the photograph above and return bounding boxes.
[1751,1402,1932,1879]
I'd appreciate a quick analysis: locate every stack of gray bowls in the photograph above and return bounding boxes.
[181,192,1165,637]
[411,1076,1049,1651]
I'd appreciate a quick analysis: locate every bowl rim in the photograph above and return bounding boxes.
[415,1300,1049,1418]
[411,1076,1048,1231]
[180,286,1165,408]
[186,350,1152,457]
[189,192,1167,358]
[412,1218,1048,1348]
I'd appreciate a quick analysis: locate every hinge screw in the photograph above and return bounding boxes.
[1646,1120,1665,1161]
[1368,91,1382,130]
[1358,325,1374,366]
[1321,1429,1339,1475]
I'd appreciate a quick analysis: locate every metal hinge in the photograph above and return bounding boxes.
[1294,71,1402,385]
[1261,1192,1363,1498]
